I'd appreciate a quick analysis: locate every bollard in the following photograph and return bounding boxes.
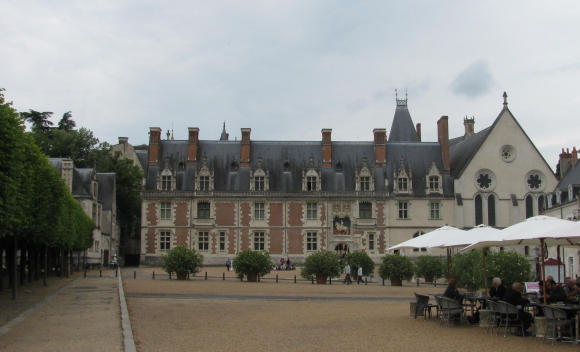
[152,271,155,280]
[434,281,437,287]
[205,272,208,280]
[223,272,226,281]
[169,272,172,280]
[187,272,190,280]
[311,276,314,284]
[294,275,296,284]
[84,270,87,278]
[276,274,278,283]
[329,276,332,285]
[99,270,102,278]
[382,278,385,286]
[365,277,367,286]
[240,274,243,282]
[134,271,136,280]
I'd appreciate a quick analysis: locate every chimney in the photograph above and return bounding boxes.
[463,117,475,137]
[322,129,332,168]
[240,128,251,167]
[148,127,161,164]
[373,128,387,166]
[118,137,128,144]
[437,116,450,172]
[187,127,199,165]
[62,159,74,193]
[416,123,421,141]
[573,147,578,166]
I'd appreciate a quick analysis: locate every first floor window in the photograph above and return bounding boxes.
[306,232,317,251]
[198,201,210,219]
[254,202,265,220]
[198,232,209,251]
[219,232,226,252]
[398,201,408,219]
[359,202,372,219]
[430,202,440,219]
[254,232,265,251]
[368,233,375,251]
[160,202,171,220]
[160,231,171,250]
[307,202,317,220]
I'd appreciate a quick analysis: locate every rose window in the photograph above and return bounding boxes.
[477,173,492,189]
[500,145,516,163]
[527,174,542,190]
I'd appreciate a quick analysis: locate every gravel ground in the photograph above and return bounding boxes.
[124,267,578,352]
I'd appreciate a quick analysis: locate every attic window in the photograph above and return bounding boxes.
[336,161,343,171]
[231,161,239,171]
[397,177,408,191]
[178,162,185,170]
[283,161,290,171]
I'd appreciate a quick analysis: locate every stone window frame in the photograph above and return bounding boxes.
[358,201,373,219]
[305,231,318,252]
[159,168,174,191]
[474,169,496,192]
[218,231,228,253]
[393,164,412,194]
[366,232,376,254]
[302,168,321,191]
[159,230,172,251]
[197,231,210,252]
[249,168,269,191]
[397,200,410,219]
[425,162,442,195]
[254,201,265,220]
[196,201,211,219]
[429,201,441,220]
[355,164,375,192]
[253,231,269,252]
[160,201,172,220]
[196,162,214,191]
[524,169,546,193]
[306,202,318,220]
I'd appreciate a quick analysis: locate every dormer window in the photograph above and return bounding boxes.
[161,175,171,191]
[196,158,214,191]
[355,158,374,192]
[159,168,174,191]
[303,168,321,191]
[250,167,269,191]
[307,176,317,191]
[199,175,209,191]
[426,163,443,196]
[255,176,264,190]
[394,161,412,194]
[398,177,408,191]
[360,177,370,191]
[429,176,440,191]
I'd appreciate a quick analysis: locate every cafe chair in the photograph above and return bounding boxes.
[541,305,574,345]
[497,301,525,338]
[437,296,464,328]
[486,300,503,336]
[414,293,437,320]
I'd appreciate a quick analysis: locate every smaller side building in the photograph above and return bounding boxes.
[49,158,120,266]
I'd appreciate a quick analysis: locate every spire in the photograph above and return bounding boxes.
[389,90,418,142]
[503,91,508,108]
[220,122,229,141]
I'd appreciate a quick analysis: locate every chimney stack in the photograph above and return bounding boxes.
[373,128,387,166]
[573,147,578,166]
[148,127,161,164]
[559,147,578,179]
[464,117,475,137]
[240,128,251,167]
[61,159,74,193]
[118,137,128,144]
[437,116,450,172]
[322,129,332,168]
[416,123,421,141]
[187,127,199,165]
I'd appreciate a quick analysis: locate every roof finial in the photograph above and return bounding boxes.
[503,91,508,108]
[166,130,171,140]
[396,88,407,107]
[220,121,229,141]
[395,89,398,100]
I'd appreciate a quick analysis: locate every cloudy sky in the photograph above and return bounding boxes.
[1,1,579,170]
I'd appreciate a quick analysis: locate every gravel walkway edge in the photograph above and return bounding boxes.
[118,267,137,352]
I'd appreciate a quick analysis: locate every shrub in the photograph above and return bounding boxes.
[344,251,375,277]
[233,250,272,282]
[487,250,532,288]
[379,254,415,286]
[162,246,203,280]
[415,256,443,282]
[301,251,341,283]
[450,250,484,290]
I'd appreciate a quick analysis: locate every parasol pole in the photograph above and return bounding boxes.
[482,247,488,296]
[540,238,547,304]
[557,245,561,284]
[446,247,451,281]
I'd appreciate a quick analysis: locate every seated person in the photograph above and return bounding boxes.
[489,277,506,299]
[546,279,567,303]
[503,282,532,334]
[443,279,464,303]
[563,278,580,302]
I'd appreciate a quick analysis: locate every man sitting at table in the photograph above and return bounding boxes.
[546,279,567,303]
[563,278,580,302]
[489,277,506,299]
[503,282,532,335]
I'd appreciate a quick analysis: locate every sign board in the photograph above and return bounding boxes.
[524,282,540,294]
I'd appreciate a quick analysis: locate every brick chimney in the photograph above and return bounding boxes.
[240,128,251,167]
[558,147,578,179]
[573,147,578,166]
[416,123,421,141]
[148,127,161,164]
[322,129,332,168]
[437,116,450,172]
[187,127,199,165]
[61,159,74,193]
[464,117,475,137]
[373,128,387,166]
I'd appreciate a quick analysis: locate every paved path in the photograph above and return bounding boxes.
[126,292,413,301]
[0,273,124,352]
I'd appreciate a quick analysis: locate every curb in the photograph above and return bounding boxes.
[118,267,137,352]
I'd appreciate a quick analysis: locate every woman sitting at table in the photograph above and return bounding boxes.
[443,279,464,303]
[503,282,532,335]
[489,277,506,299]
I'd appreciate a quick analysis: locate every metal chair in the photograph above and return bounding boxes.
[497,301,525,337]
[414,293,437,320]
[438,296,464,327]
[486,300,502,336]
[541,305,574,345]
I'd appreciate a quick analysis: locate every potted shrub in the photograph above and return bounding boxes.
[301,251,341,284]
[415,255,443,283]
[161,246,203,280]
[379,253,415,286]
[344,251,375,281]
[233,250,272,282]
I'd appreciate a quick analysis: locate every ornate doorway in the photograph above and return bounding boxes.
[334,243,350,256]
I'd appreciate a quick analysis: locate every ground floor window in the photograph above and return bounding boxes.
[160,231,171,251]
[306,232,317,251]
[219,232,226,252]
[254,232,265,251]
[368,233,375,251]
[198,232,209,251]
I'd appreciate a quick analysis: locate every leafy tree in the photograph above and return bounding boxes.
[487,250,532,289]
[415,255,444,282]
[344,251,375,276]
[57,111,75,130]
[233,250,272,281]
[450,250,485,290]
[162,246,203,280]
[20,109,53,132]
[301,251,341,283]
[379,254,415,286]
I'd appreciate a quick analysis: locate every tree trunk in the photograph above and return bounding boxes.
[246,272,258,282]
[391,277,402,286]
[19,243,26,286]
[12,237,18,299]
[43,246,48,287]
[316,275,327,284]
[0,244,4,291]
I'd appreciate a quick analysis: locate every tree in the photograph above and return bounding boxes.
[20,110,53,132]
[487,250,532,289]
[301,251,341,284]
[379,254,415,286]
[57,111,75,130]
[415,256,444,282]
[344,251,375,277]
[450,250,485,290]
[162,246,203,280]
[233,250,272,282]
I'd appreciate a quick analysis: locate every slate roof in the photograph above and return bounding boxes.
[96,173,115,210]
[449,127,492,178]
[556,161,580,192]
[388,103,419,142]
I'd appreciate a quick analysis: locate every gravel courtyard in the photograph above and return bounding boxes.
[123,267,578,352]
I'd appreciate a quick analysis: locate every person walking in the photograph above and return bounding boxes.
[226,258,231,272]
[357,265,363,285]
[343,262,352,285]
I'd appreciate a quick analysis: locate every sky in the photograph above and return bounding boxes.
[1,1,579,171]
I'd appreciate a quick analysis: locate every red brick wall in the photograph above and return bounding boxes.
[268,203,283,226]
[146,228,156,253]
[288,202,303,226]
[228,229,236,254]
[216,202,235,226]
[320,202,326,225]
[321,230,326,250]
[174,202,188,226]
[241,229,250,250]
[211,232,217,254]
[240,202,251,227]
[176,228,188,247]
[379,230,385,253]
[287,229,303,254]
[146,202,158,225]
[269,229,283,254]
[376,202,385,226]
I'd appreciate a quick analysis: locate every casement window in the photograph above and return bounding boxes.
[198,201,210,219]
[254,232,265,251]
[430,202,440,220]
[360,176,370,191]
[254,202,265,220]
[398,177,408,192]
[160,202,171,220]
[306,203,317,220]
[429,176,439,191]
[161,175,171,191]
[306,232,317,251]
[398,201,408,219]
[368,233,375,251]
[199,175,210,191]
[254,176,264,191]
[198,232,209,251]
[160,231,171,251]
[306,176,317,191]
[359,202,372,219]
[219,232,226,252]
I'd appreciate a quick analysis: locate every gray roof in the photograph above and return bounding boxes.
[556,161,580,192]
[74,168,95,197]
[449,127,491,178]
[388,104,419,142]
[135,150,148,170]
[96,173,115,210]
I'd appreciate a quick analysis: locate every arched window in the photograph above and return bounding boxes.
[525,195,533,218]
[475,195,483,225]
[487,195,496,226]
[538,195,545,213]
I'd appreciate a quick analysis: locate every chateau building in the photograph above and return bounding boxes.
[118,93,560,265]
[49,158,120,266]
